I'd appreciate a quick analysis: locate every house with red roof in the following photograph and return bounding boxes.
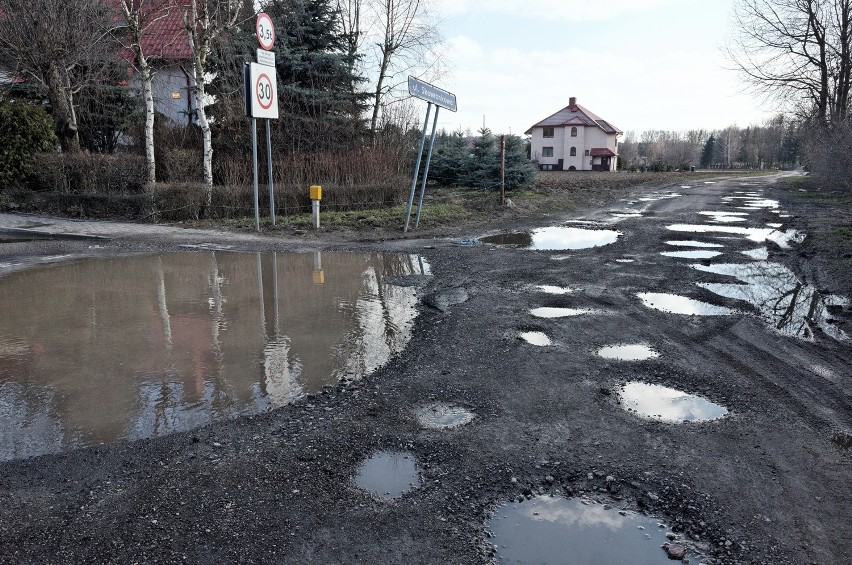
[525,97,623,171]
[108,0,197,125]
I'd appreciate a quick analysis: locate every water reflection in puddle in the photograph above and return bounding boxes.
[486,496,675,565]
[414,402,475,429]
[639,193,681,202]
[660,250,722,259]
[354,451,421,499]
[742,248,769,260]
[0,252,427,460]
[534,285,572,295]
[691,262,848,340]
[698,211,748,223]
[531,307,596,318]
[666,224,803,248]
[637,293,735,316]
[665,240,724,248]
[481,227,622,250]
[519,331,552,346]
[597,344,660,361]
[619,382,728,422]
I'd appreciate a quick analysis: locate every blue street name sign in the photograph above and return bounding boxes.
[407,76,457,112]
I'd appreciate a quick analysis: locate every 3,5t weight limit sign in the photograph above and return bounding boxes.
[246,62,278,119]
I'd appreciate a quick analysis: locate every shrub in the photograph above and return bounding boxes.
[152,182,208,220]
[0,99,56,188]
[29,153,147,193]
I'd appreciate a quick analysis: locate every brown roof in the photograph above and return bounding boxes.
[590,148,617,157]
[525,101,623,136]
[107,0,193,62]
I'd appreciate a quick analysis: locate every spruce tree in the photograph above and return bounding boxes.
[503,135,536,189]
[700,135,716,168]
[265,0,370,152]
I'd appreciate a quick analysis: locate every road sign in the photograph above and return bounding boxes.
[246,62,279,119]
[256,13,275,51]
[407,76,457,112]
[257,48,275,67]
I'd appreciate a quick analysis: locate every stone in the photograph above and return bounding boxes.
[662,543,687,560]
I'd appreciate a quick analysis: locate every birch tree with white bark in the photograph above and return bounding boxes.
[115,0,181,186]
[184,0,244,203]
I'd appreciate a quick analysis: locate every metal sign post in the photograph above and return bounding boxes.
[243,13,278,232]
[403,76,457,233]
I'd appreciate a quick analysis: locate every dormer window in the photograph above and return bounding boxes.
[570,127,578,137]
[543,127,554,138]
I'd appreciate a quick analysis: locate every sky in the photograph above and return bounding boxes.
[430,0,776,137]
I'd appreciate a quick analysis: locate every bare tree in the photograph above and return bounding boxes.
[367,0,439,140]
[115,0,181,185]
[336,0,364,64]
[0,0,116,152]
[184,0,243,198]
[728,0,852,123]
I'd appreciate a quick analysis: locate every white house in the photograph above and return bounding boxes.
[526,97,622,171]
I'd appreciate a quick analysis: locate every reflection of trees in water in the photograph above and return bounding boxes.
[0,252,426,459]
[695,262,847,340]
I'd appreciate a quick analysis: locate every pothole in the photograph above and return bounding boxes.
[486,496,680,564]
[354,450,422,499]
[637,292,735,316]
[596,344,660,361]
[660,250,723,259]
[698,211,749,223]
[741,248,769,260]
[533,285,573,295]
[666,224,803,248]
[665,240,724,248]
[531,307,597,318]
[414,402,475,429]
[481,227,622,250]
[691,262,849,340]
[618,382,728,422]
[519,331,553,346]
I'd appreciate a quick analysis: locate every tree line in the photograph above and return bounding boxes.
[618,116,802,171]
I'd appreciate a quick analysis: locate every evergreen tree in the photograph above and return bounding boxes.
[265,0,370,152]
[429,130,470,187]
[503,135,536,189]
[462,128,500,189]
[700,135,716,168]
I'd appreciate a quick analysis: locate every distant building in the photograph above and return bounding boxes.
[525,97,622,171]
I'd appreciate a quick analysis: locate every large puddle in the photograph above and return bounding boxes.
[481,227,622,250]
[691,262,848,340]
[597,344,660,361]
[0,252,426,460]
[618,382,728,422]
[487,496,678,564]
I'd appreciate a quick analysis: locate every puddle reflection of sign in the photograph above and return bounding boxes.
[248,62,278,119]
[407,76,457,112]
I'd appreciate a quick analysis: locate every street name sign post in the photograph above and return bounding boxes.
[244,13,278,232]
[403,77,457,233]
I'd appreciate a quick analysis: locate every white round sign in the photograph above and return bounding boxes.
[256,13,275,51]
[255,72,274,110]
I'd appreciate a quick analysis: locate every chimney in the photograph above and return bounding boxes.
[569,97,577,108]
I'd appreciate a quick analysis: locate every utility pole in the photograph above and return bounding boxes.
[500,134,506,206]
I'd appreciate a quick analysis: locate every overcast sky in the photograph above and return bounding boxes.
[430,0,775,136]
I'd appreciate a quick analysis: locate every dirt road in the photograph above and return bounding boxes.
[0,172,850,564]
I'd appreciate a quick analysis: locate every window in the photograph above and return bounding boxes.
[584,149,590,156]
[543,127,554,138]
[571,127,578,137]
[542,147,554,158]
[570,147,576,157]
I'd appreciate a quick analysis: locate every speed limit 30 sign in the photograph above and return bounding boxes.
[245,62,279,119]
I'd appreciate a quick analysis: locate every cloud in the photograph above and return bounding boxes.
[438,0,680,21]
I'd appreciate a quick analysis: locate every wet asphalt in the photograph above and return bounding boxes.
[0,172,851,564]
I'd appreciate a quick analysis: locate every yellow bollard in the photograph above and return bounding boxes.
[310,185,322,229]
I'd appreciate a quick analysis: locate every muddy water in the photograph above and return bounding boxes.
[487,496,675,564]
[0,251,426,460]
[637,292,735,316]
